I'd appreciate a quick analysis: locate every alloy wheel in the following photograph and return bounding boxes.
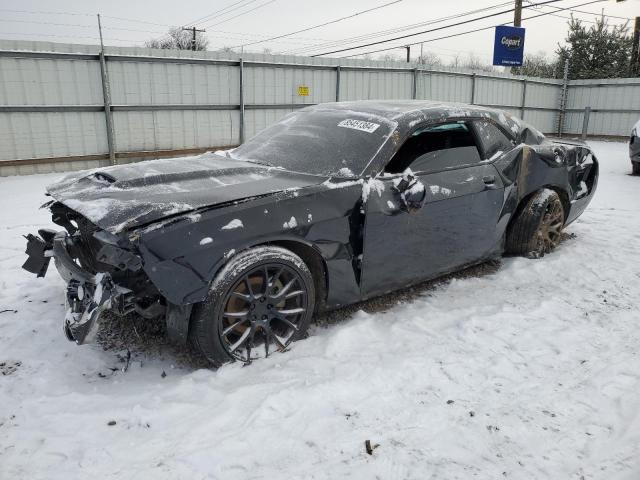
[219,263,308,364]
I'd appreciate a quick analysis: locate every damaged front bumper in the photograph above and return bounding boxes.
[22,230,133,344]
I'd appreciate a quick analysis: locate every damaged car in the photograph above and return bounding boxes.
[23,100,599,366]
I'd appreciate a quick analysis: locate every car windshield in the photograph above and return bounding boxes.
[230,109,396,177]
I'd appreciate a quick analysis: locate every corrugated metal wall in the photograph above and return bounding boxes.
[0,39,637,176]
[564,78,640,136]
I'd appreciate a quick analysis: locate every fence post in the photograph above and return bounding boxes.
[520,79,527,120]
[335,65,341,102]
[412,68,418,99]
[470,73,476,104]
[581,106,591,140]
[239,57,245,144]
[97,14,115,165]
[557,58,569,138]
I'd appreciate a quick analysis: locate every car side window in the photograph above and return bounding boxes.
[472,120,514,160]
[384,122,483,174]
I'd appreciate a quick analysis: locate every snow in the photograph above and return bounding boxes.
[220,219,243,230]
[361,178,385,203]
[1,141,640,479]
[429,185,452,196]
[283,216,298,229]
[199,237,213,246]
[336,167,355,178]
[489,150,504,161]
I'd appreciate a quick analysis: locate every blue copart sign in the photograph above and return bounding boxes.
[493,26,526,66]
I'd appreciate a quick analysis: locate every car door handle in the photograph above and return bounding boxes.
[482,175,496,185]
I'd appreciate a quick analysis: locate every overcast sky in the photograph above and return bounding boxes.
[1,0,638,63]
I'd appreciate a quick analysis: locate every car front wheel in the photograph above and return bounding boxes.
[506,189,565,258]
[190,246,315,367]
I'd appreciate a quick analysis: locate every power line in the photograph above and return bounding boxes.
[145,0,275,46]
[201,0,277,29]
[0,8,93,17]
[312,0,569,57]
[523,0,632,20]
[227,0,405,49]
[0,31,139,43]
[341,0,607,58]
[100,16,177,28]
[185,0,262,27]
[532,11,629,27]
[281,1,514,55]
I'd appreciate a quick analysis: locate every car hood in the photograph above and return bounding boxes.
[47,153,325,233]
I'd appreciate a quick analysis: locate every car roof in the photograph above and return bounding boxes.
[305,100,521,136]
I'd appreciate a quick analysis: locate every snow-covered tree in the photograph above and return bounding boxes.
[145,28,209,51]
[556,17,633,79]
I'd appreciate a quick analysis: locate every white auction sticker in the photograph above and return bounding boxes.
[337,119,380,133]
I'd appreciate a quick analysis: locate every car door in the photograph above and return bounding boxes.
[360,120,512,298]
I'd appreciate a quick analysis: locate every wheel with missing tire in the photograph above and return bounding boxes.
[506,189,565,258]
[190,246,315,367]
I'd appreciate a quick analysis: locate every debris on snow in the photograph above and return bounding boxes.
[364,440,379,455]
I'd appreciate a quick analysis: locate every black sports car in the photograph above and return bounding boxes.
[23,101,599,366]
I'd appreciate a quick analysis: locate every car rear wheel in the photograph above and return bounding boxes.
[190,246,315,367]
[506,189,565,258]
[632,162,640,175]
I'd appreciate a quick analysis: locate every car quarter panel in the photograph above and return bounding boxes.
[492,142,598,230]
[133,182,365,308]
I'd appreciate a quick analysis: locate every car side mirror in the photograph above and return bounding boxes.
[392,170,426,213]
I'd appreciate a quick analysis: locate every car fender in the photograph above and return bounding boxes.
[132,183,364,306]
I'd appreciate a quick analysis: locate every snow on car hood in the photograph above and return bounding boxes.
[47,153,325,234]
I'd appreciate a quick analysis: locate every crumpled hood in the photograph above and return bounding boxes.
[47,153,324,233]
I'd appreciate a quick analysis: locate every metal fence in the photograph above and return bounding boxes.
[0,39,636,176]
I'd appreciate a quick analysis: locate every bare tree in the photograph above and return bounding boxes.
[418,51,443,68]
[146,27,209,51]
[515,51,558,78]
[461,53,494,72]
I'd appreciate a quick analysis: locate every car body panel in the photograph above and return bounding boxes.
[47,155,327,234]
[361,163,505,297]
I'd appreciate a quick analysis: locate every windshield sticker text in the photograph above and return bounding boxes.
[337,119,380,133]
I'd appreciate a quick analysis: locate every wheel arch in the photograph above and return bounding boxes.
[510,184,570,229]
[265,239,328,313]
[205,236,329,312]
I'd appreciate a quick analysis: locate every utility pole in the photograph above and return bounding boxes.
[514,0,522,27]
[632,17,640,76]
[182,26,206,51]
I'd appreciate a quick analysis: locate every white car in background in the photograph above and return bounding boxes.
[630,120,640,175]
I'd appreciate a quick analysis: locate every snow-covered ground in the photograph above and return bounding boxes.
[1,141,639,480]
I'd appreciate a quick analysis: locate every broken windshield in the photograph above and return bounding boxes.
[230,109,396,177]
